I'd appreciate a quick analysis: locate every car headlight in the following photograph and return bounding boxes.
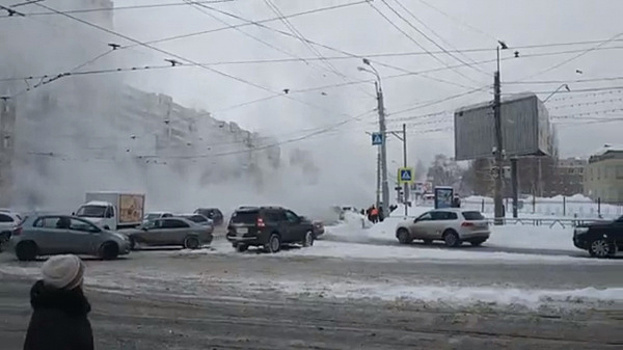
[574,227,589,236]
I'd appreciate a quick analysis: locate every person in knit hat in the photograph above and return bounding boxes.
[23,255,94,350]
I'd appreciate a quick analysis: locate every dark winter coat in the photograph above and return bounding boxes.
[24,280,94,350]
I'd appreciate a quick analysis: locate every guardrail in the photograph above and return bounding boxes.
[482,217,608,229]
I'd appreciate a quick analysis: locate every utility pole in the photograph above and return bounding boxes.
[359,59,389,217]
[376,150,381,209]
[377,82,390,217]
[493,47,504,225]
[402,123,408,216]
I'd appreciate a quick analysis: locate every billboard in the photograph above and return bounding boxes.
[454,93,553,161]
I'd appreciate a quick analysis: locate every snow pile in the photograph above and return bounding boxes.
[275,240,604,264]
[272,280,623,309]
[487,225,576,252]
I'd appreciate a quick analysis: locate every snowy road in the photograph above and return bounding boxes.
[0,215,621,349]
[1,250,622,349]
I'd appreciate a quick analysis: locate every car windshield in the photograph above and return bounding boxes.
[462,211,485,220]
[231,211,258,224]
[144,213,162,221]
[76,205,106,218]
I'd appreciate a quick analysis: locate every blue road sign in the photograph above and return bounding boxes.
[371,132,384,145]
[398,167,414,184]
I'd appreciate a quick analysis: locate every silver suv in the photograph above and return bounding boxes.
[395,209,490,247]
[10,215,131,261]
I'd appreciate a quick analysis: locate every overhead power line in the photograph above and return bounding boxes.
[0,0,235,18]
[20,2,367,125]
[368,1,483,86]
[387,0,489,76]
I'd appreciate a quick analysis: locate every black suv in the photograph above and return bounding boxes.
[226,206,315,253]
[194,208,224,226]
[573,215,623,258]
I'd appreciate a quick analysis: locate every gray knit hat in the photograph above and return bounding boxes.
[41,255,85,290]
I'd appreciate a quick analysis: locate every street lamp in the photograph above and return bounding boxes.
[358,58,389,217]
[543,83,571,103]
[493,40,509,224]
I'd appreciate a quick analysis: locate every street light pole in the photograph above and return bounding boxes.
[360,59,390,217]
[493,42,507,225]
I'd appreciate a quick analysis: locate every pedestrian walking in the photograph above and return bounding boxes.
[24,254,94,350]
[370,206,379,223]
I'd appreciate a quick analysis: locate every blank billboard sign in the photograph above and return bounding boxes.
[454,93,553,161]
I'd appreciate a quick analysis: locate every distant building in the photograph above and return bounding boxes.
[553,158,587,196]
[584,145,623,203]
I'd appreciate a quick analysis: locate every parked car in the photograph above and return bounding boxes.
[573,215,623,258]
[0,211,22,251]
[226,206,315,253]
[395,209,490,247]
[9,215,131,261]
[143,212,174,222]
[194,208,224,226]
[121,217,213,250]
[179,214,214,231]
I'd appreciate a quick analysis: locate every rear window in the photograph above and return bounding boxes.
[231,211,258,224]
[462,211,485,220]
[185,215,207,223]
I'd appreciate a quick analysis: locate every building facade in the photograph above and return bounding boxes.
[584,147,623,203]
[553,158,587,196]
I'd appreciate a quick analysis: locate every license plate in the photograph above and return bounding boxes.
[236,227,248,235]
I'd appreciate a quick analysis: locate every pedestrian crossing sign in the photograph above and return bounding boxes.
[371,132,384,146]
[398,167,414,184]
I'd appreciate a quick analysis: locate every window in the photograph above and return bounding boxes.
[184,215,206,223]
[231,211,258,224]
[416,212,432,221]
[34,217,63,229]
[285,210,299,223]
[431,211,457,220]
[76,205,107,218]
[69,218,96,232]
[104,206,114,218]
[0,214,13,223]
[144,220,162,229]
[163,219,189,229]
[263,211,283,223]
[462,211,485,220]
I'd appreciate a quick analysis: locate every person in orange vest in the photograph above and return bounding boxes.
[370,206,379,223]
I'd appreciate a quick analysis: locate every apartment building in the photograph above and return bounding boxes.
[585,146,623,203]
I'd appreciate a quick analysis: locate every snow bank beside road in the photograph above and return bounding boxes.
[277,241,608,264]
[272,279,623,309]
[327,211,578,254]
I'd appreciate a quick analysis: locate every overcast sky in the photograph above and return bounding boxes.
[5,0,623,169]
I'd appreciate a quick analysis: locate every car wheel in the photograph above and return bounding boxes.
[443,230,460,247]
[236,244,248,253]
[184,236,200,250]
[303,231,314,247]
[15,241,38,261]
[265,233,281,253]
[99,242,119,260]
[470,239,487,247]
[422,239,433,245]
[397,228,411,244]
[589,239,617,258]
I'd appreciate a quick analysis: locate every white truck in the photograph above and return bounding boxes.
[74,192,145,231]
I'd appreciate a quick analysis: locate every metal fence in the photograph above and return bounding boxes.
[461,198,623,219]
